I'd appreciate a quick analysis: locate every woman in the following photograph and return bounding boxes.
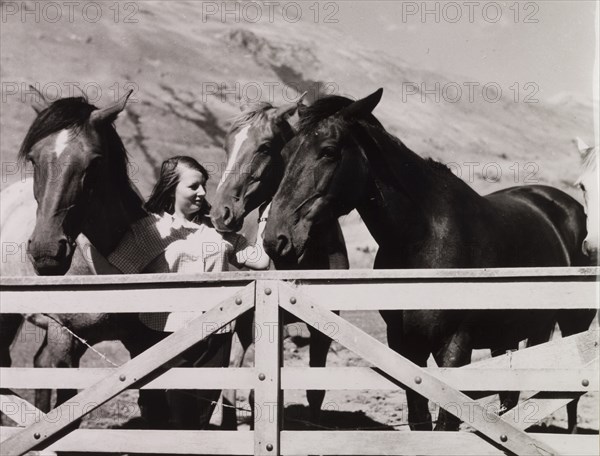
[89,155,269,429]
[97,155,269,276]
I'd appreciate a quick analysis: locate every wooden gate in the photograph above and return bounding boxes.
[0,268,598,455]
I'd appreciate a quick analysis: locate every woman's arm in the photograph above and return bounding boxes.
[78,234,123,275]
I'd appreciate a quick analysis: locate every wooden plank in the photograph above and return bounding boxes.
[280,431,599,456]
[469,329,599,370]
[0,391,45,426]
[502,391,584,431]
[6,365,595,392]
[295,280,598,310]
[280,366,598,391]
[1,266,598,287]
[1,283,255,456]
[0,428,596,456]
[0,368,255,390]
[254,280,281,456]
[0,428,597,456]
[499,359,598,430]
[0,428,252,454]
[469,332,599,429]
[2,279,597,313]
[467,330,598,429]
[4,274,598,314]
[278,282,560,456]
[0,286,246,313]
[3,331,595,390]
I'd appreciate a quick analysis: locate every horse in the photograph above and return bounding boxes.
[575,138,599,263]
[0,177,93,369]
[263,88,596,432]
[2,91,168,425]
[210,99,349,426]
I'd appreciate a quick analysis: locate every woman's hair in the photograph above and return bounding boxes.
[145,156,211,223]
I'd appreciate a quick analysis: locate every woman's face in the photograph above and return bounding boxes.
[173,166,207,220]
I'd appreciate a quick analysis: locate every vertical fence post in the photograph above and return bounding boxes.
[254,280,281,456]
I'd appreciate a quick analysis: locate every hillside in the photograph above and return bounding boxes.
[1,1,596,267]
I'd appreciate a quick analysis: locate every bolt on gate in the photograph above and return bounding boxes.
[0,268,598,455]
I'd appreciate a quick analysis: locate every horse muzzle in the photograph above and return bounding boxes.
[264,221,313,268]
[28,237,75,275]
[210,204,244,233]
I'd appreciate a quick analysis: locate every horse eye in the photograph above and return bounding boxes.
[579,183,586,192]
[259,144,272,154]
[84,156,102,178]
[321,146,340,159]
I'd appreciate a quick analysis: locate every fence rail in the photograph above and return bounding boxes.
[2,267,597,313]
[1,267,598,455]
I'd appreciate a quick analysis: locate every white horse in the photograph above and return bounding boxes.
[575,138,599,263]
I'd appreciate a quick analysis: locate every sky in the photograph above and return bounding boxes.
[330,0,598,101]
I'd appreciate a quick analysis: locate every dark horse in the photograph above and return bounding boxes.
[264,89,595,432]
[210,99,349,425]
[2,91,167,423]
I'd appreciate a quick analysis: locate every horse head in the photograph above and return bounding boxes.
[210,99,301,233]
[21,89,136,275]
[575,138,599,263]
[264,89,383,264]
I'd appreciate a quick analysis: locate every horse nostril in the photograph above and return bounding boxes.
[276,234,291,257]
[222,206,233,226]
[57,238,69,258]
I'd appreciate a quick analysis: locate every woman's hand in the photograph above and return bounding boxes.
[235,203,271,270]
[256,202,270,243]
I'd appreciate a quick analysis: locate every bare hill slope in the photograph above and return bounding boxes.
[1,1,595,267]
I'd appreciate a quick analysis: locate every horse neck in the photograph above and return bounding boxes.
[355,156,428,249]
[353,123,477,249]
[81,172,146,257]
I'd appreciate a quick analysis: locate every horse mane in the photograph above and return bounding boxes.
[576,145,598,185]
[297,95,353,134]
[228,102,274,134]
[352,119,475,201]
[297,94,386,135]
[19,97,96,161]
[426,158,455,176]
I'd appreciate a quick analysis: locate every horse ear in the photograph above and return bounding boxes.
[273,102,298,119]
[296,91,308,106]
[90,89,133,125]
[28,85,49,114]
[340,88,383,119]
[274,91,308,120]
[575,137,590,155]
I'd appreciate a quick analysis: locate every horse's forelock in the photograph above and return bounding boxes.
[297,95,353,134]
[228,102,273,135]
[18,97,96,162]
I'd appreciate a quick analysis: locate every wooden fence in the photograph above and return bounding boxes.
[0,267,598,455]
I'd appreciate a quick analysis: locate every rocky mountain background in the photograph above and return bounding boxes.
[1,1,596,267]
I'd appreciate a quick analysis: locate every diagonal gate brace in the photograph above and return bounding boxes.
[0,389,46,427]
[1,282,255,456]
[278,281,560,456]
